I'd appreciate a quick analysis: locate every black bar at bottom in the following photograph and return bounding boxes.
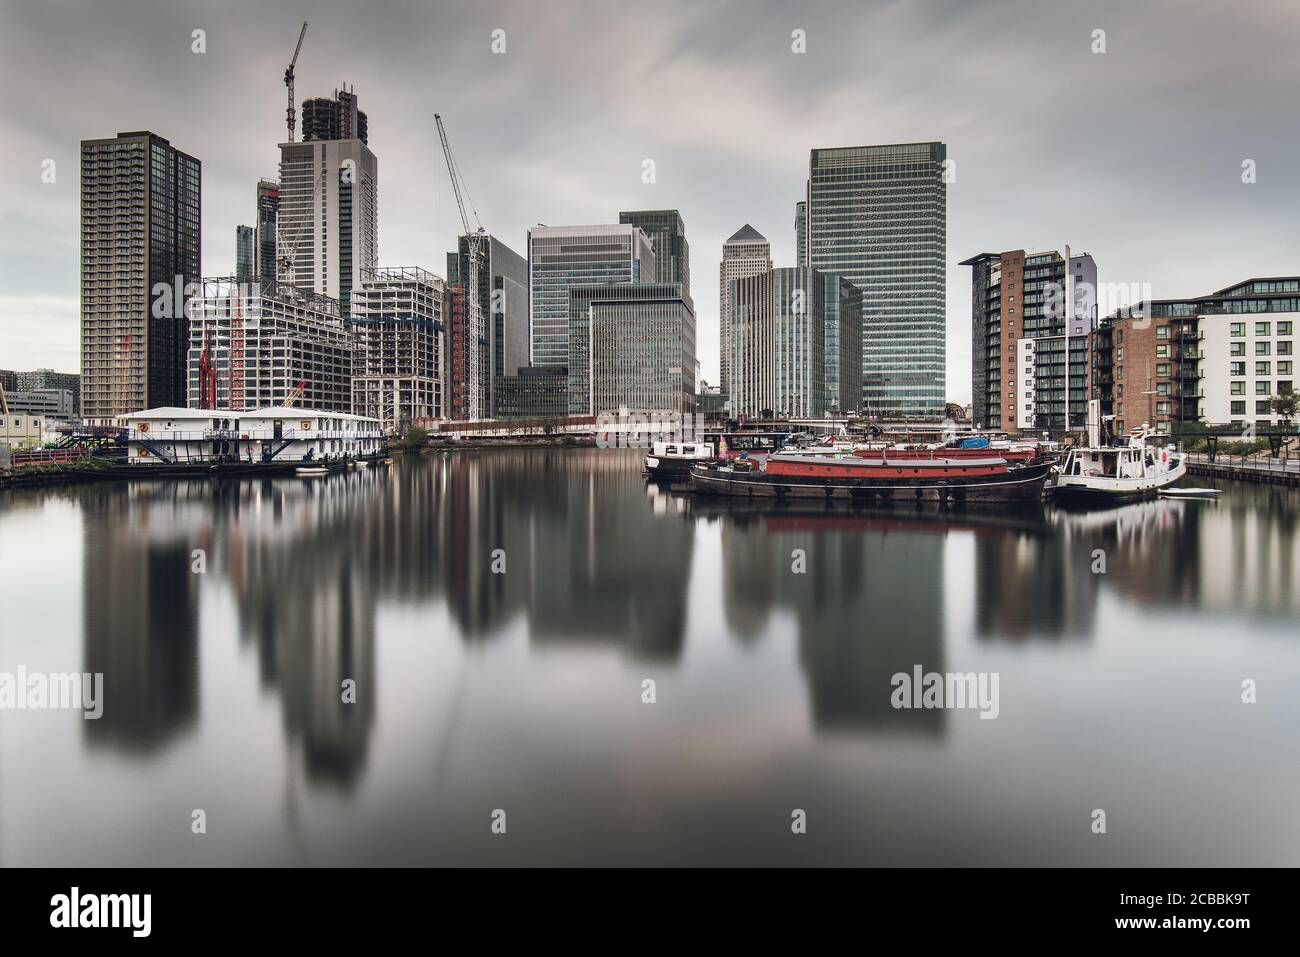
[0,867,1285,942]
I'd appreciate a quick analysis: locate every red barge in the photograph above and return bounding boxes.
[689,453,1051,504]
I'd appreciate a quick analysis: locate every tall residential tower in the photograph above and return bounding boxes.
[80,131,200,423]
[277,88,378,317]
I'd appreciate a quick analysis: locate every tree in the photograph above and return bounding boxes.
[1270,392,1298,425]
[398,424,429,450]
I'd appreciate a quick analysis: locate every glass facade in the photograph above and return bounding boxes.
[822,273,863,413]
[731,267,854,418]
[528,225,656,368]
[618,210,690,303]
[569,282,695,415]
[807,143,946,420]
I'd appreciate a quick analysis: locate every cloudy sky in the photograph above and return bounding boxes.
[1,0,1297,403]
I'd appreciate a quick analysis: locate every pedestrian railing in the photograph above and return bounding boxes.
[1184,452,1300,473]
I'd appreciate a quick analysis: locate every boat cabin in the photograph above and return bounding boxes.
[1061,445,1160,480]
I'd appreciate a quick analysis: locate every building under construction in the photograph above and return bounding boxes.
[301,86,368,145]
[350,267,446,431]
[186,277,353,413]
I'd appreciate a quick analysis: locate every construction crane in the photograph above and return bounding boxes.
[284,21,308,142]
[435,114,486,421]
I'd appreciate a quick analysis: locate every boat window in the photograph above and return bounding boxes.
[666,445,678,454]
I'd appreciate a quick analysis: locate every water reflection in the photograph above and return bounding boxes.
[61,455,1300,777]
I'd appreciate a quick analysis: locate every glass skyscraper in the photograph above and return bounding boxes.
[527,224,656,368]
[805,142,947,421]
[618,210,690,302]
[729,267,860,418]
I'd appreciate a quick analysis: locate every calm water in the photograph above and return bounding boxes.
[2,448,1298,866]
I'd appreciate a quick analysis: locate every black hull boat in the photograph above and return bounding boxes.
[689,460,1051,504]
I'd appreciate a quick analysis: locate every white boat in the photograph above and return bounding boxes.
[644,440,715,478]
[1051,401,1185,505]
[295,466,330,477]
[1158,487,1220,500]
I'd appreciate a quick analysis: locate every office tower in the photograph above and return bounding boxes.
[719,225,772,400]
[255,179,280,281]
[1094,277,1298,435]
[527,224,656,369]
[729,267,859,418]
[805,142,947,420]
[80,131,200,423]
[822,273,863,413]
[567,282,695,415]
[236,225,255,284]
[961,248,1097,432]
[186,277,352,412]
[278,88,378,317]
[795,201,807,267]
[448,234,528,419]
[351,267,446,429]
[618,210,691,301]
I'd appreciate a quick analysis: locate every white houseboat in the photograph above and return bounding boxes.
[117,407,387,473]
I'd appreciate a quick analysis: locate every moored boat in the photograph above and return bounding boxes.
[689,453,1051,504]
[1051,401,1185,505]
[644,440,715,478]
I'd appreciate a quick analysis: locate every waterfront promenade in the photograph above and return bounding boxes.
[1185,452,1300,487]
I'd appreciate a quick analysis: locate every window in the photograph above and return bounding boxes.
[1230,362,1246,376]
[1279,321,1293,335]
[1279,341,1293,356]
[1156,326,1170,339]
[1256,400,1272,414]
[1231,322,1245,337]
[1157,383,1169,395]
[1280,381,1294,395]
[1231,401,1246,415]
[1255,321,1271,336]
[1256,341,1270,355]
[1156,344,1169,357]
[1231,381,1245,395]
[1279,361,1293,375]
[1256,361,1271,375]
[1156,363,1170,377]
[1231,342,1245,356]
[1256,381,1270,395]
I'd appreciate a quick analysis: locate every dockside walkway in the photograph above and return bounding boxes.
[1185,452,1300,487]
